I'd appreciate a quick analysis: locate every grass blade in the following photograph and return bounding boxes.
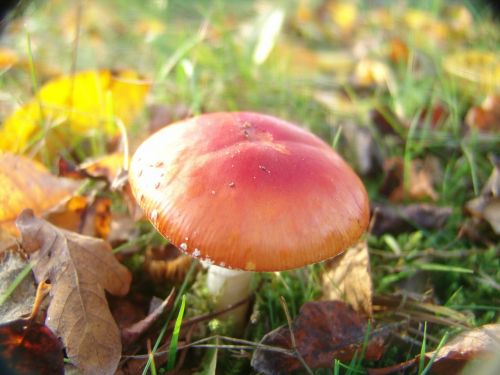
[167,294,187,371]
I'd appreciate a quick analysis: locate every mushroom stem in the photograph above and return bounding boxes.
[206,265,252,329]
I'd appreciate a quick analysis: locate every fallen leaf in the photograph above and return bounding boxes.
[353,59,393,88]
[321,241,373,316]
[341,121,383,177]
[418,102,449,129]
[44,195,89,234]
[0,47,18,69]
[443,50,500,93]
[0,69,150,154]
[369,324,500,375]
[403,9,449,43]
[465,155,500,234]
[251,301,385,374]
[134,18,166,42]
[426,324,500,374]
[121,290,175,349]
[370,203,452,236]
[444,5,473,36]
[329,1,358,34]
[0,319,64,375]
[0,153,79,235]
[465,95,500,133]
[81,153,127,185]
[144,244,193,283]
[0,251,35,324]
[388,38,409,65]
[16,209,132,375]
[379,157,441,202]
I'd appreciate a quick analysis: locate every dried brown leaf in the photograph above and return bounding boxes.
[465,155,500,235]
[370,203,452,236]
[465,95,500,133]
[369,324,500,375]
[121,290,174,349]
[16,209,132,375]
[379,157,440,202]
[251,301,385,374]
[321,241,373,316]
[0,153,79,235]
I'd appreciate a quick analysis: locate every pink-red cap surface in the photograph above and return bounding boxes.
[129,112,369,271]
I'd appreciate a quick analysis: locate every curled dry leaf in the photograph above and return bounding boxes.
[379,156,441,202]
[251,301,385,374]
[121,290,175,349]
[321,240,373,316]
[16,209,132,375]
[59,153,128,186]
[370,203,452,236]
[0,153,79,235]
[144,244,193,283]
[465,95,500,133]
[369,324,500,375]
[465,155,500,235]
[46,195,112,239]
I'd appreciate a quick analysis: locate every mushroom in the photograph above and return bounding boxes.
[129,112,369,327]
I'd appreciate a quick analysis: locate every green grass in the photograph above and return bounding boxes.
[1,0,499,374]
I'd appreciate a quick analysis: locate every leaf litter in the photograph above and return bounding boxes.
[16,209,131,375]
[0,0,499,373]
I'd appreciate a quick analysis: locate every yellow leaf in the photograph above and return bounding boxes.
[443,50,500,94]
[0,153,79,235]
[0,48,18,69]
[0,69,150,154]
[329,1,358,33]
[134,19,166,41]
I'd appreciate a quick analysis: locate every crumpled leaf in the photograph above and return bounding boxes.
[59,153,127,186]
[46,195,112,239]
[0,251,36,324]
[0,318,64,375]
[369,324,500,375]
[379,157,441,202]
[0,153,79,235]
[465,155,500,235]
[251,301,385,374]
[370,203,452,236]
[0,69,150,154]
[465,95,500,133]
[16,209,132,375]
[321,241,373,316]
[121,291,174,349]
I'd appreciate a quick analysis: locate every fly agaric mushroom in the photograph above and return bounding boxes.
[129,112,369,325]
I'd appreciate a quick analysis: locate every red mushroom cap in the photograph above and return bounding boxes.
[129,112,369,271]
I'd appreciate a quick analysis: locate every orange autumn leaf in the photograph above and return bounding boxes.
[0,69,150,154]
[0,48,18,69]
[0,153,79,235]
